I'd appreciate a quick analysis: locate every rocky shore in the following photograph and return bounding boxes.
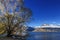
[0,37,18,40]
[0,36,27,40]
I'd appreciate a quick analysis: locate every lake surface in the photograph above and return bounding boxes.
[26,32,60,40]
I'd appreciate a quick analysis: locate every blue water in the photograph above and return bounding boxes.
[26,32,60,40]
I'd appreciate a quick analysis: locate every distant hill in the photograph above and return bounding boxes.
[34,24,60,28]
[33,28,60,32]
[26,27,35,31]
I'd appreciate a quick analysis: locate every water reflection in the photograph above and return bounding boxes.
[27,32,60,40]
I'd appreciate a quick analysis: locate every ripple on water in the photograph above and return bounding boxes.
[26,32,60,40]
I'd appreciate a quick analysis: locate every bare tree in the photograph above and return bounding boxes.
[0,0,32,37]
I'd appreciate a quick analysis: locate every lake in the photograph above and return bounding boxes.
[26,32,60,40]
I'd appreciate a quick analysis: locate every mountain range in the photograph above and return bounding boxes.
[34,24,60,28]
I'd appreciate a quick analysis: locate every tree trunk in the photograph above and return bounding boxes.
[7,30,12,37]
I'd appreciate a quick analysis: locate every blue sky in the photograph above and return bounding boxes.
[1,0,60,27]
[24,0,60,26]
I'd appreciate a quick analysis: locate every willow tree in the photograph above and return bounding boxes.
[0,0,32,37]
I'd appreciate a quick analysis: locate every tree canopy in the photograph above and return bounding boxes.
[0,0,32,37]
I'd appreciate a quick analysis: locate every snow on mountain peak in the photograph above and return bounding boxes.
[35,24,60,28]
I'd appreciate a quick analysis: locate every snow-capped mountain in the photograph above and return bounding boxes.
[35,24,60,28]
